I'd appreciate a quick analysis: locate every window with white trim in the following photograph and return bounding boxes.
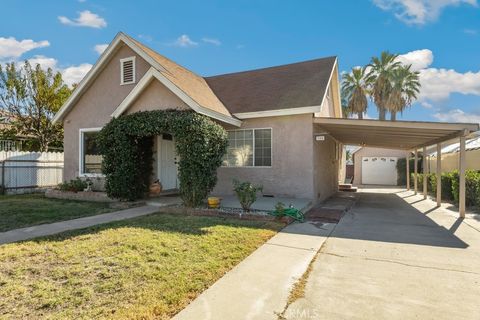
[80,129,103,175]
[223,128,272,167]
[120,57,135,85]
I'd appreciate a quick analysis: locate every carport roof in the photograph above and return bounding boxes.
[314,118,479,150]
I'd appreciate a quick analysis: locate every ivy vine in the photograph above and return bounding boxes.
[97,109,228,206]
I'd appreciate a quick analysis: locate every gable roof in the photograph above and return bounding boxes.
[204,56,337,116]
[53,32,339,125]
[53,32,237,125]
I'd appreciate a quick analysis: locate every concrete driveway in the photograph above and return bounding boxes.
[285,187,480,320]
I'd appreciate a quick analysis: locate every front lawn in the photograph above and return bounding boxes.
[0,194,115,232]
[0,213,282,319]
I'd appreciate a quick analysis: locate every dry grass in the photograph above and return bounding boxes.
[0,213,282,319]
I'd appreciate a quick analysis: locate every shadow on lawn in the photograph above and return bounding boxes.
[26,213,283,243]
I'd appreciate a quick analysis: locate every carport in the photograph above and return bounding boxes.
[314,118,479,217]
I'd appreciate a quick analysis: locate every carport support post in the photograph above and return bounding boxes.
[436,144,442,207]
[459,136,466,218]
[406,153,410,190]
[414,149,418,195]
[423,146,427,199]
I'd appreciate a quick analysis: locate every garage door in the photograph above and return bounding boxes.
[361,157,398,185]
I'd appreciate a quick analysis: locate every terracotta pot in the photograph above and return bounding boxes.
[149,181,162,195]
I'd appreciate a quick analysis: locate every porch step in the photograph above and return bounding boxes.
[338,184,358,192]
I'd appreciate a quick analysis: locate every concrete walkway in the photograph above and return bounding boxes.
[285,188,480,320]
[173,221,336,320]
[0,205,159,244]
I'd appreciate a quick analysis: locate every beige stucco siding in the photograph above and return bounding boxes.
[353,147,408,185]
[313,133,339,201]
[126,80,189,114]
[214,114,339,201]
[64,46,184,180]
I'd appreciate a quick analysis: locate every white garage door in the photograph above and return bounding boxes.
[361,157,398,185]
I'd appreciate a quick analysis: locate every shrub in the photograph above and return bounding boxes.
[397,157,422,187]
[58,178,88,192]
[97,110,228,206]
[232,179,263,212]
[451,170,480,206]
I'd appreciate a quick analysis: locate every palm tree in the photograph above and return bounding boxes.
[386,65,420,120]
[367,51,401,120]
[341,67,370,119]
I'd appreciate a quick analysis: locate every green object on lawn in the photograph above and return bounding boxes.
[269,207,305,222]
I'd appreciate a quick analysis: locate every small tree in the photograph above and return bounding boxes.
[232,179,263,212]
[0,61,71,151]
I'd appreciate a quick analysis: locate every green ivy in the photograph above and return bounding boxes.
[97,110,228,206]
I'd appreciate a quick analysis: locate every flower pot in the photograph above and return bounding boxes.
[149,181,163,196]
[208,197,221,208]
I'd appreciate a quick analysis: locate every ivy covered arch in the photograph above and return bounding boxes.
[97,109,228,206]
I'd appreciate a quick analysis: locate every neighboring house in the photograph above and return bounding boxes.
[353,147,408,186]
[429,136,480,172]
[0,111,23,151]
[53,32,344,202]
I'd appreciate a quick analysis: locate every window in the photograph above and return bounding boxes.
[223,128,272,167]
[120,57,135,85]
[79,129,103,175]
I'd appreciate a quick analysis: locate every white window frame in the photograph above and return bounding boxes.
[120,56,136,85]
[222,127,273,168]
[79,127,104,177]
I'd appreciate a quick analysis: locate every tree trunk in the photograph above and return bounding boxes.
[358,112,363,119]
[391,112,397,121]
[379,108,386,120]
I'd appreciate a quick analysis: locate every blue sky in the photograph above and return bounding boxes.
[1,0,479,124]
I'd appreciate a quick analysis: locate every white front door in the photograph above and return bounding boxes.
[157,134,178,190]
[361,156,398,185]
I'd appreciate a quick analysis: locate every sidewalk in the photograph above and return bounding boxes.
[173,220,336,320]
[0,205,159,244]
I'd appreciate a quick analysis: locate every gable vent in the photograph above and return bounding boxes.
[120,57,135,85]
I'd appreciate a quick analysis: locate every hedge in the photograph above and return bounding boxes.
[97,110,228,206]
[396,157,422,187]
[410,170,480,207]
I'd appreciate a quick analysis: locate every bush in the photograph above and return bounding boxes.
[451,170,480,206]
[232,179,263,212]
[97,110,228,206]
[58,178,88,192]
[397,157,422,187]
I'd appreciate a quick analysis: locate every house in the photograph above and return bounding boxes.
[53,32,344,202]
[352,147,409,186]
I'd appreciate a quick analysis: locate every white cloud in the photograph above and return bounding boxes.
[94,44,108,55]
[0,37,50,59]
[22,55,92,87]
[395,48,480,101]
[173,35,198,47]
[58,10,107,28]
[27,55,58,70]
[396,49,433,70]
[61,63,92,86]
[202,37,221,46]
[433,109,480,124]
[373,0,477,25]
[420,101,433,109]
[418,68,480,100]
[464,28,477,35]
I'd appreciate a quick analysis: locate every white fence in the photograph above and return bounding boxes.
[0,151,64,194]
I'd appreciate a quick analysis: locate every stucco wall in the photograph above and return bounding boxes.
[127,80,189,113]
[429,149,480,173]
[353,147,408,185]
[213,114,316,199]
[312,133,339,201]
[62,44,186,181]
